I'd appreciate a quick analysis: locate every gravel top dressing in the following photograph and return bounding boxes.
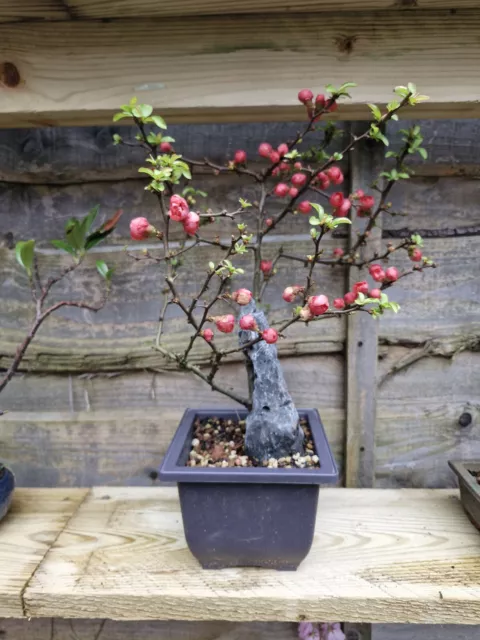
[187,416,320,469]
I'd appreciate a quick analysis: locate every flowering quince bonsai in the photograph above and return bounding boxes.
[114,82,434,463]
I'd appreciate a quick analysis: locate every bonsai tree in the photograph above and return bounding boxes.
[0,208,121,407]
[116,82,433,464]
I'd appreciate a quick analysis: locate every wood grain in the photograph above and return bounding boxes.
[1,11,480,126]
[0,236,347,372]
[0,488,87,618]
[378,235,480,342]
[345,126,384,489]
[24,488,480,622]
[2,120,479,185]
[0,357,345,487]
[376,348,480,489]
[2,0,480,22]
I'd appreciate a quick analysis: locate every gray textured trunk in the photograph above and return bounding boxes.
[239,300,304,461]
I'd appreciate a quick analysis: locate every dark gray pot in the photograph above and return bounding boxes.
[0,464,15,523]
[449,460,480,531]
[159,408,338,570]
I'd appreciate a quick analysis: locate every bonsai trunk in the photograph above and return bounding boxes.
[239,300,304,461]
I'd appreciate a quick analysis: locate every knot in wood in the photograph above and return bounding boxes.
[0,62,21,88]
[458,412,472,428]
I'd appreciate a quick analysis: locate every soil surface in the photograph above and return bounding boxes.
[186,416,320,469]
[468,469,480,485]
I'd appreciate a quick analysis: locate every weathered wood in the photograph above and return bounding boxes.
[0,488,87,618]
[24,488,480,622]
[378,235,480,342]
[376,348,480,488]
[345,126,384,490]
[372,625,480,640]
[1,234,477,371]
[2,0,480,22]
[0,237,347,371]
[2,620,480,640]
[2,173,479,246]
[3,120,479,184]
[0,356,345,486]
[1,12,480,127]
[383,176,480,235]
[0,619,299,640]
[0,174,348,245]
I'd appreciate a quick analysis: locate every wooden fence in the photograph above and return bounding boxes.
[0,118,479,640]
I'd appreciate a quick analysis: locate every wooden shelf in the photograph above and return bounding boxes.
[1,10,480,127]
[2,488,479,623]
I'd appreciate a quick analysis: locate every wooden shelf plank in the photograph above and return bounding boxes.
[0,488,88,618]
[1,11,480,126]
[23,488,480,623]
[1,1,480,22]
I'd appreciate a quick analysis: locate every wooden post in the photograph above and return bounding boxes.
[344,123,385,640]
[345,122,385,489]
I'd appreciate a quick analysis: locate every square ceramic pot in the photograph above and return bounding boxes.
[159,408,338,570]
[449,460,480,530]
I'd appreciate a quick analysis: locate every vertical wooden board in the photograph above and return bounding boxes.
[0,488,87,618]
[345,126,384,491]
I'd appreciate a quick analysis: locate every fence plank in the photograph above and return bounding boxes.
[0,355,345,486]
[1,12,480,127]
[376,348,480,488]
[345,126,384,493]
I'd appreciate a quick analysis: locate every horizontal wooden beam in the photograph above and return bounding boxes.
[1,1,479,22]
[17,488,480,622]
[0,10,479,126]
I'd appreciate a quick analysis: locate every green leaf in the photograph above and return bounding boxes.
[51,239,77,256]
[239,198,252,209]
[96,260,110,280]
[310,202,324,216]
[113,112,130,122]
[407,82,417,95]
[139,167,156,178]
[85,210,123,250]
[112,133,122,145]
[80,205,99,238]
[151,115,167,130]
[385,151,397,158]
[331,217,352,227]
[15,240,35,275]
[333,152,343,161]
[65,219,85,251]
[395,85,409,98]
[389,301,401,313]
[309,216,321,226]
[418,147,428,160]
[339,82,357,91]
[368,103,382,121]
[391,114,399,121]
[208,261,215,270]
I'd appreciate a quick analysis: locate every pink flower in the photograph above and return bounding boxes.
[232,288,252,306]
[169,194,189,222]
[183,211,200,236]
[130,217,154,240]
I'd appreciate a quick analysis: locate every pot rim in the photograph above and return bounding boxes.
[449,460,480,496]
[159,408,338,484]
